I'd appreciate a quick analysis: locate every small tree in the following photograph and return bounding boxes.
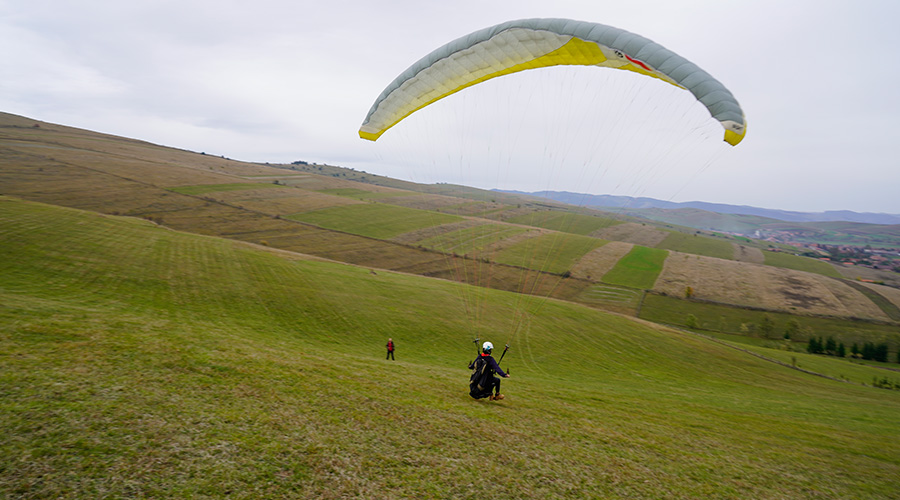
[825,337,837,356]
[760,315,775,339]
[685,286,694,299]
[685,314,699,329]
[875,343,889,363]
[807,337,821,354]
[784,319,800,340]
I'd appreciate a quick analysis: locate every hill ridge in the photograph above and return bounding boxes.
[501,189,900,224]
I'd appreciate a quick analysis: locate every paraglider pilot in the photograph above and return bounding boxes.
[469,341,510,401]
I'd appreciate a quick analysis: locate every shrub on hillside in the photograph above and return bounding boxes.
[685,314,698,329]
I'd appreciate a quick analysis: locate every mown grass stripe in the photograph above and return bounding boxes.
[170,183,285,195]
[602,245,668,289]
[656,231,735,260]
[493,232,607,275]
[286,203,462,240]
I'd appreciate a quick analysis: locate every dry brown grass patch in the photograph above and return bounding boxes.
[570,241,634,280]
[212,187,361,215]
[591,222,668,247]
[733,244,765,263]
[834,263,900,288]
[655,251,890,320]
[389,219,487,245]
[859,282,900,311]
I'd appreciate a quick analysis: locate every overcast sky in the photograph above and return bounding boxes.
[2,1,898,214]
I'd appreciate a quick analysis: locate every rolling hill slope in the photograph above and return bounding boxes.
[2,111,899,350]
[2,196,900,498]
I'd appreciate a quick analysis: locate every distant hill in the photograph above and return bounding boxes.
[501,190,900,225]
[498,190,900,249]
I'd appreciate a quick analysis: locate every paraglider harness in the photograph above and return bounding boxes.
[468,342,509,399]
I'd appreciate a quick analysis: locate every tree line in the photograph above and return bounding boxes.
[807,337,893,363]
[684,312,898,364]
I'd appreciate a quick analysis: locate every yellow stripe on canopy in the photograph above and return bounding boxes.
[360,19,745,146]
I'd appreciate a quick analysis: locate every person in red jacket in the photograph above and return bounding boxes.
[468,341,510,400]
[386,338,395,360]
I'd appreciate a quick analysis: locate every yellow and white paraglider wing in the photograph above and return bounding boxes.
[359,18,746,146]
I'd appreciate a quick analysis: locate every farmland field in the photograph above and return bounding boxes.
[655,252,890,320]
[591,221,670,247]
[601,245,668,289]
[656,231,736,260]
[639,293,900,354]
[860,281,900,312]
[317,188,414,200]
[492,231,607,274]
[569,240,634,281]
[763,249,843,277]
[287,203,463,239]
[504,211,618,236]
[412,222,532,256]
[169,183,285,195]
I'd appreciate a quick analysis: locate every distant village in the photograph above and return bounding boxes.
[751,229,900,273]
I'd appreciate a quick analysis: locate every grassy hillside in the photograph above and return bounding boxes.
[492,232,607,275]
[610,207,782,234]
[602,246,668,289]
[287,203,463,239]
[639,293,900,354]
[3,196,900,498]
[2,111,898,340]
[762,250,843,277]
[656,231,735,260]
[503,211,620,236]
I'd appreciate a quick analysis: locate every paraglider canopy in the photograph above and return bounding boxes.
[359,18,746,146]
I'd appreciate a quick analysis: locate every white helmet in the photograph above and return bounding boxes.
[482,341,493,353]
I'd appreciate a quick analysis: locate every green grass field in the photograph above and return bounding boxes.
[317,188,413,200]
[415,223,531,256]
[286,203,462,239]
[763,250,843,277]
[601,245,668,289]
[656,232,735,260]
[639,293,900,355]
[3,197,900,498]
[505,211,618,236]
[844,280,900,321]
[493,232,607,275]
[573,283,644,314]
[723,339,900,387]
[169,183,285,195]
